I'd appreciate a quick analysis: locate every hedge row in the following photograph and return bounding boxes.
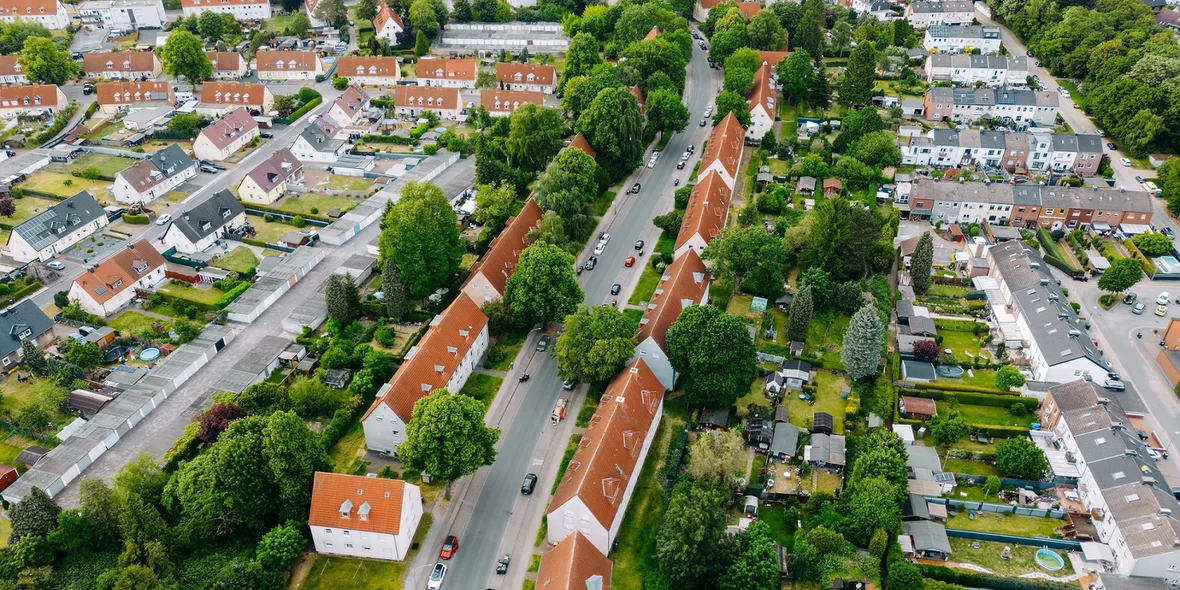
[1043,253,1084,278]
[20,188,68,201]
[911,382,1019,395]
[164,422,202,471]
[904,388,1039,411]
[241,237,267,248]
[362,134,416,146]
[934,318,988,334]
[157,290,214,312]
[1122,238,1156,277]
[244,202,331,222]
[919,564,1076,590]
[320,408,353,451]
[122,213,149,224]
[0,280,41,308]
[212,282,251,310]
[284,96,322,124]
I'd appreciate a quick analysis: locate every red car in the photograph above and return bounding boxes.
[625,256,636,267]
[440,535,459,559]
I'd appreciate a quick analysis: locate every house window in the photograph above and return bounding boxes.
[346,543,353,549]
[324,541,333,548]
[342,531,350,537]
[2,358,9,367]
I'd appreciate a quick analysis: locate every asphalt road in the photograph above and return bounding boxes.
[436,37,720,590]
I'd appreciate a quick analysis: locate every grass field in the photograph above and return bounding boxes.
[0,376,71,426]
[161,191,188,204]
[22,172,112,202]
[248,216,297,244]
[948,538,1074,577]
[551,433,583,495]
[943,457,1000,477]
[211,247,259,274]
[262,12,296,33]
[110,310,163,335]
[936,368,1001,390]
[757,506,795,548]
[160,282,226,306]
[66,153,138,177]
[459,373,503,412]
[485,331,527,371]
[936,401,1035,429]
[803,312,851,371]
[628,263,662,305]
[295,513,432,590]
[779,372,848,433]
[327,420,366,473]
[6,196,65,225]
[324,175,376,193]
[945,511,1062,537]
[273,193,357,216]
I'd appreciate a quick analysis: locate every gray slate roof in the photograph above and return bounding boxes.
[903,520,953,555]
[807,433,845,466]
[896,300,914,318]
[769,422,801,458]
[148,143,196,178]
[907,316,937,336]
[906,444,943,472]
[12,191,105,252]
[0,300,52,359]
[926,25,1001,40]
[168,189,245,244]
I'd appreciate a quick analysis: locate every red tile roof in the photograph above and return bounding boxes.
[480,89,544,113]
[338,55,400,79]
[748,61,775,115]
[900,396,937,416]
[255,50,322,72]
[548,359,663,530]
[197,106,258,151]
[374,0,404,33]
[416,57,477,81]
[675,170,731,252]
[394,85,461,110]
[738,1,761,17]
[464,198,543,295]
[495,62,555,87]
[363,294,489,422]
[759,50,791,70]
[536,532,613,590]
[73,241,165,305]
[634,250,709,350]
[331,85,370,121]
[567,133,596,158]
[629,85,646,113]
[96,80,171,106]
[644,25,660,40]
[200,81,267,106]
[309,472,410,535]
[0,55,19,77]
[700,112,745,179]
[82,51,157,74]
[207,51,244,73]
[181,0,263,6]
[0,0,62,15]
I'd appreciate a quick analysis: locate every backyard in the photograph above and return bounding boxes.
[945,511,1062,538]
[942,457,1000,477]
[110,310,164,335]
[160,281,229,307]
[291,513,432,590]
[946,538,1074,577]
[247,215,299,244]
[65,153,139,178]
[21,172,113,202]
[777,371,848,433]
[935,401,1035,429]
[211,247,259,274]
[271,193,357,217]
[803,312,851,371]
[4,196,64,225]
[936,368,1001,390]
[322,174,376,194]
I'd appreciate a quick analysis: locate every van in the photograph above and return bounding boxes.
[1143,181,1161,197]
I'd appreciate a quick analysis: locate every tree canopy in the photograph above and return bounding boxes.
[378,181,465,298]
[666,305,757,407]
[504,242,583,327]
[396,390,499,498]
[554,305,636,383]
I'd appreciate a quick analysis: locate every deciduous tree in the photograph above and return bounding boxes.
[778,50,813,102]
[996,365,1027,391]
[646,88,690,136]
[995,437,1048,480]
[718,521,779,590]
[746,9,785,50]
[379,181,464,299]
[686,429,747,485]
[702,225,788,297]
[713,90,752,127]
[666,305,758,407]
[554,305,635,383]
[504,243,582,327]
[842,476,901,545]
[397,390,499,499]
[795,0,825,59]
[19,37,79,85]
[160,30,213,84]
[355,0,380,23]
[196,402,247,443]
[841,304,882,380]
[653,211,683,238]
[559,33,602,92]
[655,482,728,588]
[576,86,645,181]
[256,522,305,571]
[507,104,566,171]
[929,411,969,446]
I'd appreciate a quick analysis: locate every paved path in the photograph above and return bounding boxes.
[474,367,508,378]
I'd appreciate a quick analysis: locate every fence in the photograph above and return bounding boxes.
[928,496,1065,518]
[953,473,1072,489]
[79,146,149,159]
[945,529,1081,551]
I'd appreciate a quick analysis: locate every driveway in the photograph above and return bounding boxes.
[69,27,107,53]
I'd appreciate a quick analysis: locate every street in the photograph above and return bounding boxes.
[414,35,721,590]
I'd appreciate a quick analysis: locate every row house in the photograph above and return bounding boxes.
[1039,380,1180,584]
[0,84,65,118]
[495,62,556,93]
[461,198,543,303]
[393,85,464,120]
[198,81,274,116]
[632,250,710,390]
[910,180,1153,231]
[78,0,167,29]
[903,130,1103,176]
[902,128,1007,168]
[906,0,976,27]
[97,80,172,114]
[362,294,489,456]
[415,57,477,89]
[925,54,1029,87]
[6,191,108,263]
[324,85,371,128]
[337,56,401,87]
[68,241,167,317]
[675,170,732,259]
[0,55,25,85]
[698,112,745,189]
[746,62,776,141]
[759,50,791,75]
[82,51,161,80]
[255,51,325,81]
[535,533,612,590]
[193,106,259,162]
[924,87,1059,127]
[922,25,1002,54]
[207,51,247,79]
[180,0,270,20]
[111,144,196,205]
[481,89,543,117]
[237,147,303,205]
[0,0,70,29]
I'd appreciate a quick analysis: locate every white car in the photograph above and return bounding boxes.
[156,213,171,226]
[1159,292,1170,306]
[1120,158,1132,167]
[599,233,610,245]
[428,563,446,590]
[1059,87,1071,98]
[45,261,64,271]
[594,242,606,255]
[680,152,691,161]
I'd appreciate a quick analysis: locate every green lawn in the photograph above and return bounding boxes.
[21,172,113,202]
[551,434,583,495]
[936,368,1000,390]
[211,247,258,274]
[162,191,188,204]
[736,377,774,417]
[0,377,71,427]
[262,12,296,33]
[945,511,1062,538]
[247,216,297,244]
[938,329,983,360]
[757,506,795,548]
[6,196,65,225]
[627,263,662,305]
[945,482,999,503]
[803,313,851,371]
[327,419,366,473]
[297,513,432,590]
[593,190,618,217]
[783,372,848,433]
[324,175,376,193]
[272,193,357,216]
[948,538,1074,577]
[110,310,163,335]
[459,373,503,411]
[611,415,679,590]
[936,400,1034,429]
[943,457,999,477]
[160,282,226,306]
[485,331,527,371]
[66,153,138,177]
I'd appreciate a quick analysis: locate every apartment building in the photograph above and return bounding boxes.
[632,250,710,390]
[922,25,1002,54]
[698,112,745,189]
[0,56,25,85]
[675,170,732,259]
[68,241,166,317]
[393,86,464,120]
[495,62,556,93]
[0,84,66,118]
[535,532,613,590]
[198,81,274,116]
[336,56,401,87]
[461,198,543,303]
[362,294,489,456]
[308,473,423,561]
[78,0,166,29]
[111,144,197,205]
[180,0,270,20]
[925,54,1029,87]
[902,128,1007,168]
[0,0,70,29]
[911,181,1153,231]
[82,51,162,80]
[906,0,976,27]
[746,62,776,141]
[255,51,325,81]
[903,130,1103,176]
[415,57,477,88]
[481,89,544,117]
[924,87,1059,127]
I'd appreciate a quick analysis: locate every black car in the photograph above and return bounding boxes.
[1026,49,1034,57]
[585,256,597,270]
[1107,142,1117,150]
[611,283,621,295]
[677,161,685,169]
[71,52,83,60]
[631,183,641,193]
[1135,175,1145,183]
[635,240,645,250]
[260,132,274,139]
[82,83,94,95]
[700,119,707,126]
[536,335,551,352]
[1123,292,1138,305]
[199,164,218,173]
[521,473,538,495]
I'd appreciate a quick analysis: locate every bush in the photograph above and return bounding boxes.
[1009,402,1028,416]
[309,207,319,215]
[212,282,251,309]
[80,167,102,180]
[291,215,306,228]
[374,326,396,347]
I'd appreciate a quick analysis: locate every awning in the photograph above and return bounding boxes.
[1120,223,1152,235]
[1080,542,1114,563]
[927,502,948,519]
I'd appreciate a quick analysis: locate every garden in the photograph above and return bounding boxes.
[270,193,357,217]
[210,247,259,275]
[19,171,114,202]
[64,153,139,179]
[289,513,433,590]
[945,539,1074,577]
[0,195,70,226]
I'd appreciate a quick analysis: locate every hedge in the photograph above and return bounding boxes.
[151,129,198,140]
[122,213,149,224]
[244,201,331,222]
[1122,238,1156,277]
[362,134,416,146]
[912,382,1020,395]
[158,290,214,311]
[934,318,988,334]
[164,422,202,471]
[212,282,251,310]
[320,408,353,451]
[241,237,267,248]
[904,388,1039,411]
[284,96,322,123]
[1043,253,1084,278]
[919,564,1076,590]
[0,280,41,308]
[31,103,78,147]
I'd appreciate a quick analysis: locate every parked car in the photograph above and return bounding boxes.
[439,536,459,560]
[1058,87,1071,98]
[45,261,64,271]
[260,132,274,139]
[199,164,218,173]
[82,83,94,95]
[594,242,606,255]
[521,473,538,495]
[1120,157,1132,167]
[1136,175,1146,184]
[585,256,597,270]
[1107,142,1117,150]
[611,283,621,295]
[1133,303,1146,315]
[1123,292,1138,305]
[1158,292,1170,305]
[1103,379,1126,391]
[677,161,686,169]
[635,240,645,250]
[700,119,707,126]
[631,183,641,194]
[563,380,575,390]
[1164,227,1175,238]
[156,213,171,226]
[1155,305,1167,317]
[680,152,690,161]
[536,335,551,352]
[428,563,447,590]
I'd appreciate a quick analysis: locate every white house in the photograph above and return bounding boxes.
[0,84,67,118]
[746,61,776,141]
[925,54,1029,87]
[414,57,477,88]
[255,51,325,81]
[675,171,731,259]
[82,51,162,80]
[0,0,70,29]
[6,191,109,263]
[923,25,1003,54]
[336,56,400,87]
[290,118,349,164]
[111,144,197,205]
[308,472,423,561]
[68,240,166,317]
[393,85,464,120]
[546,358,664,555]
[193,106,259,162]
[631,250,710,390]
[78,0,167,29]
[495,62,556,93]
[0,56,25,85]
[372,0,404,43]
[323,85,370,128]
[698,112,745,190]
[198,81,274,116]
[160,189,246,254]
[461,198,542,303]
[906,0,976,27]
[180,0,270,20]
[480,89,543,117]
[362,294,488,456]
[237,147,303,205]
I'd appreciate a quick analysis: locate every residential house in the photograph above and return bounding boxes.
[289,118,348,163]
[764,359,812,394]
[845,0,893,19]
[336,56,401,87]
[308,472,423,561]
[0,0,70,29]
[746,62,776,141]
[78,0,167,29]
[496,62,556,93]
[674,170,732,259]
[461,198,543,303]
[0,56,25,85]
[823,178,843,196]
[372,0,404,43]
[906,0,976,27]
[805,433,846,467]
[6,191,107,262]
[924,87,1059,127]
[698,112,745,189]
[414,58,477,88]
[546,358,664,555]
[759,51,791,74]
[180,0,270,20]
[160,189,246,254]
[68,241,166,317]
[567,133,596,158]
[534,532,612,590]
[0,300,53,370]
[0,84,66,118]
[82,51,161,79]
[207,51,248,79]
[255,51,325,81]
[922,25,1003,54]
[481,89,544,117]
[901,521,952,560]
[237,147,303,205]
[198,81,273,116]
[909,180,1152,230]
[94,79,171,113]
[393,85,464,120]
[629,85,645,114]
[111,144,197,205]
[362,294,488,455]
[324,85,371,128]
[925,54,1030,87]
[1158,8,1180,32]
[632,250,710,390]
[193,107,259,162]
